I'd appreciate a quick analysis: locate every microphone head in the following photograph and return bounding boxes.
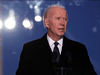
[65,51,72,63]
[52,52,57,63]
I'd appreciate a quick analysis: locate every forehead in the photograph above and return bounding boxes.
[50,7,67,17]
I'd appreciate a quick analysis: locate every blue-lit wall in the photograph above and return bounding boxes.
[1,1,100,75]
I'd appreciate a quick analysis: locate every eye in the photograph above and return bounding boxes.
[65,18,68,21]
[57,18,60,20]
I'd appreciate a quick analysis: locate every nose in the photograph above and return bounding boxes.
[60,19,65,26]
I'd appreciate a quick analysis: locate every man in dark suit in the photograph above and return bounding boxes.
[16,5,97,75]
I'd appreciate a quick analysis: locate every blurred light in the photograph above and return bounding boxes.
[98,20,100,23]
[34,1,43,7]
[34,7,40,15]
[26,1,30,4]
[34,5,38,9]
[12,51,16,54]
[22,18,33,30]
[75,2,80,6]
[34,15,42,22]
[40,7,43,10]
[26,1,43,15]
[0,20,3,29]
[93,27,97,33]
[4,17,16,29]
[29,4,33,9]
[57,1,61,5]
[4,9,16,29]
[9,9,15,16]
[23,19,31,28]
[69,2,73,6]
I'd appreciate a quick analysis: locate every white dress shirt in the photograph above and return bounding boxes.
[47,34,63,55]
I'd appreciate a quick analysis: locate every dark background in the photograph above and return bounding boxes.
[1,1,100,75]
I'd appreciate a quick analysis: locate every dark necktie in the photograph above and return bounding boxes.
[52,42,60,64]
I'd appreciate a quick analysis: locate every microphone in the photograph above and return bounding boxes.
[65,51,72,70]
[52,52,57,63]
[51,52,58,69]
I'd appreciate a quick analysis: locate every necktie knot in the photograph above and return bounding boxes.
[54,42,59,46]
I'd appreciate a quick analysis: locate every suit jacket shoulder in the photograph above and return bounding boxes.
[16,33,97,75]
[58,35,97,75]
[23,33,47,48]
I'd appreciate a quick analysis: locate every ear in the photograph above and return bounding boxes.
[44,18,50,29]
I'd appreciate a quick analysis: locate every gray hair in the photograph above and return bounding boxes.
[43,4,68,28]
[43,4,66,21]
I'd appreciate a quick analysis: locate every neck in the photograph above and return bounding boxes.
[47,32,63,42]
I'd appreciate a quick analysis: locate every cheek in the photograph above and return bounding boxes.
[49,23,56,31]
[50,22,57,29]
[66,22,67,26]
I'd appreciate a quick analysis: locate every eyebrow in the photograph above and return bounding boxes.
[55,17,67,18]
[56,17,61,18]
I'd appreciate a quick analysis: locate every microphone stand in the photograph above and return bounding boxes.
[53,62,72,75]
[55,66,71,75]
[52,51,72,75]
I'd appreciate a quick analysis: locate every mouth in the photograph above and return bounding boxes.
[58,28,64,30]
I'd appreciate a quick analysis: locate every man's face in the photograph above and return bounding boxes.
[46,7,68,38]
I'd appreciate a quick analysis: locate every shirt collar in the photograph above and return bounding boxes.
[47,34,63,46]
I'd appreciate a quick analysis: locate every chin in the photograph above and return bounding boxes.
[59,32,65,36]
[57,33,65,37]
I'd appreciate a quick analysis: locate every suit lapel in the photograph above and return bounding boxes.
[40,33,52,60]
[61,35,71,56]
[59,36,72,67]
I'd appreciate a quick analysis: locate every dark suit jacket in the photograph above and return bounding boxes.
[16,33,97,75]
